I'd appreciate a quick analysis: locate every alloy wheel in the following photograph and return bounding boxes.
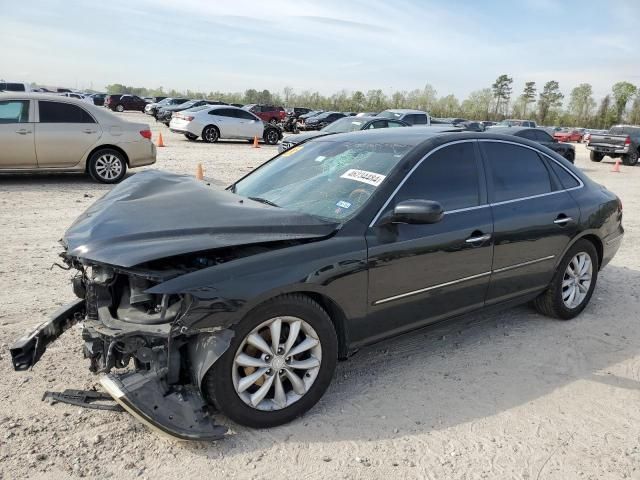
[562,252,592,309]
[94,154,123,181]
[232,316,322,411]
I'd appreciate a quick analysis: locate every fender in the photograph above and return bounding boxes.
[148,234,368,338]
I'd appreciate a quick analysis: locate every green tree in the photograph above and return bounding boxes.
[595,95,613,129]
[520,82,536,118]
[568,83,595,126]
[461,88,494,120]
[611,81,637,122]
[537,81,564,125]
[351,91,366,111]
[491,74,513,119]
[629,95,640,125]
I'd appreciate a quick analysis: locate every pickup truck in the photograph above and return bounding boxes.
[587,125,640,166]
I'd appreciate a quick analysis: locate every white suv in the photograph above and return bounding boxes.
[169,105,281,144]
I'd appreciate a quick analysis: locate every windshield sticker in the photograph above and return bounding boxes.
[340,169,386,187]
[281,146,303,157]
[336,200,352,209]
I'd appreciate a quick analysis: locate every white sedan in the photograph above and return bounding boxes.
[169,105,281,144]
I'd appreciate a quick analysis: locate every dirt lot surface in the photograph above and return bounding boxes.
[1,112,639,479]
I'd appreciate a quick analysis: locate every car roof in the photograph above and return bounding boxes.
[487,126,541,135]
[381,108,426,114]
[309,126,464,145]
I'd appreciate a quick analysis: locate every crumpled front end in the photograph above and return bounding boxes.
[11,256,235,441]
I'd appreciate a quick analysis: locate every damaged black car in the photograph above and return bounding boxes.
[11,128,623,441]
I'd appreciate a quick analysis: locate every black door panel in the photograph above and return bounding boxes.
[479,140,580,304]
[487,192,579,303]
[361,140,493,345]
[364,208,493,344]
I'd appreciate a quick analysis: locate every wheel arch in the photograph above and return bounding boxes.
[297,291,350,359]
[84,144,130,170]
[558,232,604,271]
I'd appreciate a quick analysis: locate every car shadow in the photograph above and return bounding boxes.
[182,263,639,457]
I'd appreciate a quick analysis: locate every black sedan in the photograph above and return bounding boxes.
[278,116,409,152]
[11,129,623,441]
[489,126,576,163]
[302,111,346,130]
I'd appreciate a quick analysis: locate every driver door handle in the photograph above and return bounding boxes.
[554,215,573,225]
[16,128,32,135]
[82,129,97,134]
[465,233,491,244]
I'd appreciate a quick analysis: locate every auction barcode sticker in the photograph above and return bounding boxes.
[340,169,386,187]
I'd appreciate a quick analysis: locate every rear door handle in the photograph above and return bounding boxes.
[82,129,97,134]
[465,233,491,244]
[16,128,32,135]
[554,216,573,225]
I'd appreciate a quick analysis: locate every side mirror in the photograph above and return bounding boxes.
[379,199,444,225]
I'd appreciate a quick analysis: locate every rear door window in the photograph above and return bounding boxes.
[481,142,552,202]
[38,101,95,123]
[0,100,29,123]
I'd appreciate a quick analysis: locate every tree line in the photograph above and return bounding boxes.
[105,76,640,128]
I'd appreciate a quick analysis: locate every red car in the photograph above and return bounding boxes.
[105,94,149,112]
[242,104,286,124]
[553,129,583,143]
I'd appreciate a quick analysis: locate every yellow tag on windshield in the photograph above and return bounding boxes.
[281,145,303,157]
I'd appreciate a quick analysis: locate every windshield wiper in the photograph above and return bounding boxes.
[248,196,279,208]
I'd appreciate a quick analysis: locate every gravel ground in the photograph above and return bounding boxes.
[1,112,639,479]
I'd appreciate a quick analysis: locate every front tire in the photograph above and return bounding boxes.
[590,151,604,162]
[533,239,599,320]
[87,149,127,184]
[622,150,638,166]
[269,118,278,125]
[203,294,338,428]
[184,133,198,141]
[202,125,219,143]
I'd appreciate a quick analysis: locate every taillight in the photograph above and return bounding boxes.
[584,133,590,142]
[625,136,631,145]
[140,129,152,139]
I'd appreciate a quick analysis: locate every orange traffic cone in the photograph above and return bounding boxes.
[611,158,621,173]
[196,163,204,180]
[252,135,260,148]
[157,132,165,148]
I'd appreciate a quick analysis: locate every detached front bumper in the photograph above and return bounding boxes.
[10,299,85,371]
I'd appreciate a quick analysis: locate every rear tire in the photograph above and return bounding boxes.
[203,294,338,428]
[269,118,278,125]
[589,151,604,162]
[202,125,219,143]
[533,239,598,320]
[87,149,127,184]
[115,104,124,113]
[622,150,638,166]
[564,150,575,163]
[263,128,280,145]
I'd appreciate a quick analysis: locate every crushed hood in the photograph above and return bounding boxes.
[63,170,337,267]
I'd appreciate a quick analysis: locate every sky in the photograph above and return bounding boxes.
[1,0,639,102]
